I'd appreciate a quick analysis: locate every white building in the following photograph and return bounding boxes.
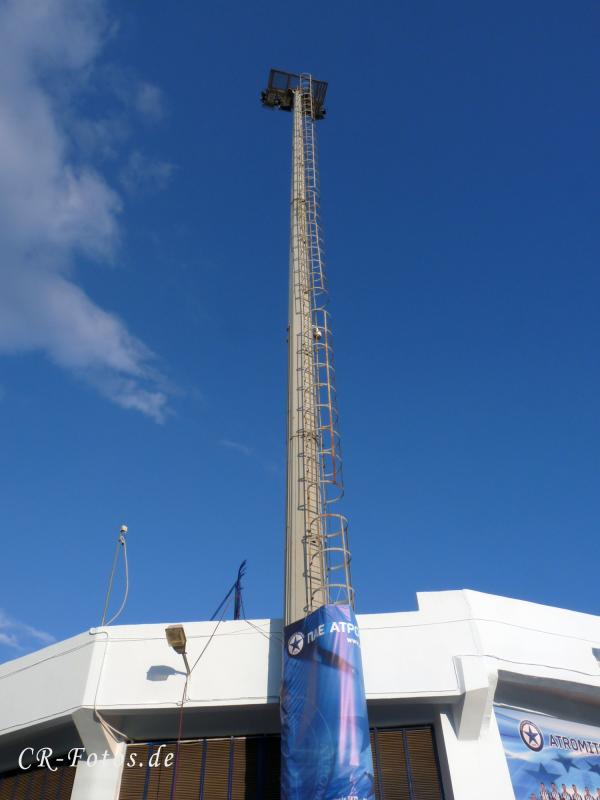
[1,588,599,799]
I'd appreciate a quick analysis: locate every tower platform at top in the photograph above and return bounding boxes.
[261,69,328,119]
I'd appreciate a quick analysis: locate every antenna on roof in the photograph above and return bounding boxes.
[209,560,247,621]
[100,524,130,626]
[233,560,246,620]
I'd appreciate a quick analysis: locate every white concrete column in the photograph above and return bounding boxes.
[438,709,515,800]
[452,655,498,740]
[70,709,125,800]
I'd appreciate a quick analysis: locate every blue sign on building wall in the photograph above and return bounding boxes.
[281,604,375,800]
[496,705,600,800]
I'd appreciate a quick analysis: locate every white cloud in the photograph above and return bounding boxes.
[0,633,19,648]
[120,151,176,194]
[0,609,55,652]
[219,438,280,475]
[134,81,164,121]
[219,438,254,457]
[101,66,165,124]
[73,116,130,160]
[0,0,172,422]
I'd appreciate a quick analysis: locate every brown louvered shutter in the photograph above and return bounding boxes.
[170,740,204,799]
[120,734,282,800]
[147,742,179,800]
[0,771,17,800]
[24,768,45,797]
[118,743,151,800]
[0,761,76,800]
[370,730,381,800]
[203,737,230,800]
[376,729,411,800]
[55,763,77,799]
[230,737,247,800]
[372,727,444,800]
[405,729,443,800]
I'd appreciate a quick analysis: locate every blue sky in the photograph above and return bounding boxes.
[0,0,598,661]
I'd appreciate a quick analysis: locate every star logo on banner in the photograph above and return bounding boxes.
[585,762,600,778]
[287,631,304,656]
[525,763,562,784]
[554,754,577,773]
[520,720,544,752]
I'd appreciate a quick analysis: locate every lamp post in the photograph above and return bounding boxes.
[165,624,191,675]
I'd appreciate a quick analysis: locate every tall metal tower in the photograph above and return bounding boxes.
[262,70,353,625]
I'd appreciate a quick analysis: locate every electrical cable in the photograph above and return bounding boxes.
[190,593,234,675]
[241,596,283,643]
[242,618,283,644]
[169,672,189,800]
[169,592,234,799]
[105,537,129,626]
[209,583,236,622]
[89,629,130,744]
[95,710,129,744]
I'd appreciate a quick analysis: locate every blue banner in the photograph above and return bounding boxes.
[281,604,375,800]
[495,704,600,800]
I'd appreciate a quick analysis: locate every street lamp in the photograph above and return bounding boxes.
[165,625,191,675]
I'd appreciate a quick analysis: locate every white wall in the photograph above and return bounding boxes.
[0,632,97,735]
[1,589,599,799]
[2,590,599,731]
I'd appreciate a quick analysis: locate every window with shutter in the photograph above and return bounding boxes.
[404,729,444,800]
[118,726,444,800]
[0,759,76,800]
[372,727,445,800]
[375,729,411,800]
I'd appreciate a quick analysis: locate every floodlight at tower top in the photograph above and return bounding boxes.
[261,69,328,119]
